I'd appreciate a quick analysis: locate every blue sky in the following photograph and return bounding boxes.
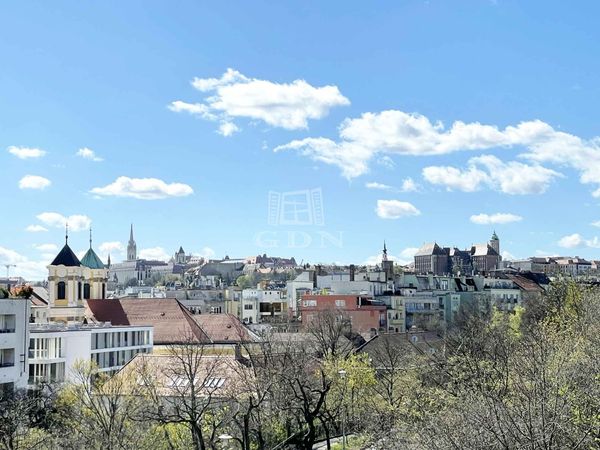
[2,0,600,279]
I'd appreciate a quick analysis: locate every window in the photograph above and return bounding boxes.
[78,282,82,300]
[84,283,91,300]
[102,284,106,299]
[167,376,189,388]
[57,282,66,300]
[0,349,15,367]
[244,304,253,310]
[203,377,226,389]
[302,300,317,307]
[335,299,346,308]
[0,315,15,333]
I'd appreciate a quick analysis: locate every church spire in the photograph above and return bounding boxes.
[127,223,137,261]
[382,240,388,262]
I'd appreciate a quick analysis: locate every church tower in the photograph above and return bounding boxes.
[127,224,137,261]
[381,241,394,282]
[47,225,86,323]
[489,231,500,255]
[80,228,109,299]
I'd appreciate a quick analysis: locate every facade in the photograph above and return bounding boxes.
[506,256,593,276]
[414,233,501,275]
[300,294,387,335]
[240,288,287,324]
[0,299,30,393]
[28,323,153,384]
[47,233,108,323]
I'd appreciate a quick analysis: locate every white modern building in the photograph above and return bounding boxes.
[28,323,153,385]
[241,288,287,324]
[0,299,30,393]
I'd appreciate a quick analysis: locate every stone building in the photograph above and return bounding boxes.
[414,232,502,275]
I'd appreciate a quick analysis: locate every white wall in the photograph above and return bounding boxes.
[0,299,30,390]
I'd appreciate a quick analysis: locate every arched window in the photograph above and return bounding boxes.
[57,282,66,300]
[102,283,106,299]
[84,283,90,300]
[78,282,82,300]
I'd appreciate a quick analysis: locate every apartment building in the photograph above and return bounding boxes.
[0,299,30,393]
[300,294,387,335]
[28,323,153,385]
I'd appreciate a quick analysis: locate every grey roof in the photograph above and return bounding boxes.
[50,244,81,267]
[414,242,446,257]
[471,243,499,257]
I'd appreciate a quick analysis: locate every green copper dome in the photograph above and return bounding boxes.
[81,248,105,269]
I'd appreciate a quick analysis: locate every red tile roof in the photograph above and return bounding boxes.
[86,298,210,344]
[192,314,256,343]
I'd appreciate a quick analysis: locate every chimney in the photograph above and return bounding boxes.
[349,264,355,281]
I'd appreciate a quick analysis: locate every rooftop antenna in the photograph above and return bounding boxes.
[89,227,93,249]
[65,222,69,245]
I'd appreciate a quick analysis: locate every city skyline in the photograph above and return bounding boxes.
[3,1,600,279]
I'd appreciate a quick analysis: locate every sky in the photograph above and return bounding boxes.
[2,0,600,280]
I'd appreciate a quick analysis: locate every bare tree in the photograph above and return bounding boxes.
[56,360,148,450]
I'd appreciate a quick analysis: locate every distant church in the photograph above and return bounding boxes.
[108,224,189,287]
[47,227,108,323]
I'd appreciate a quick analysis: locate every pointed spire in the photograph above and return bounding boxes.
[382,240,388,262]
[129,223,134,243]
[89,227,93,249]
[107,253,111,268]
[65,222,69,245]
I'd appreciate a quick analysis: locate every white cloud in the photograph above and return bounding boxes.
[36,212,92,232]
[218,122,240,137]
[399,247,419,260]
[90,176,193,200]
[0,246,51,280]
[139,247,170,261]
[275,110,600,194]
[366,178,418,193]
[26,225,48,233]
[375,200,421,219]
[19,175,51,190]
[364,246,418,266]
[423,155,560,194]
[34,244,58,252]
[76,147,103,162]
[196,247,215,259]
[400,177,418,192]
[470,213,523,225]
[558,233,600,249]
[591,220,600,228]
[502,250,517,260]
[8,146,46,159]
[365,182,392,190]
[99,241,124,254]
[170,68,349,134]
